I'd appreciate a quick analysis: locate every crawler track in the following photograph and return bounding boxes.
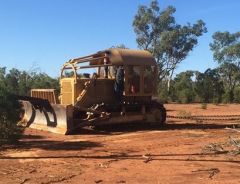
[167,114,240,121]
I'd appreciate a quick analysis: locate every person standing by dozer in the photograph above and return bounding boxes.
[114,66,124,101]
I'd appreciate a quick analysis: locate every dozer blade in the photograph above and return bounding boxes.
[19,100,74,134]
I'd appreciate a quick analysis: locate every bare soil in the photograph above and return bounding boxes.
[1,103,240,184]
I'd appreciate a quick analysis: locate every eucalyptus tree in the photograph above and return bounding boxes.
[210,31,240,102]
[218,63,240,102]
[132,0,207,89]
[171,70,195,103]
[195,69,224,103]
[210,31,240,66]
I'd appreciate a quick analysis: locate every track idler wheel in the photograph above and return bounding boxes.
[150,107,166,126]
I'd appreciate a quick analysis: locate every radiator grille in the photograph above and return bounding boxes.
[31,89,57,104]
[61,81,73,104]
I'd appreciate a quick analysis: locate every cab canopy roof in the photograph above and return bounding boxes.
[68,49,156,66]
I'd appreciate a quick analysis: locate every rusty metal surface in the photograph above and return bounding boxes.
[31,89,58,104]
[106,49,156,66]
[17,49,168,135]
[19,101,71,134]
[66,48,156,66]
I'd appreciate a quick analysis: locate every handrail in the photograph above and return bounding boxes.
[69,56,107,64]
[78,64,113,69]
[60,62,77,80]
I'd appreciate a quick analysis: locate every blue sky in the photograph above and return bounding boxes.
[0,0,239,77]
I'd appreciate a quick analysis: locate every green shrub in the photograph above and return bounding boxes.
[0,89,22,145]
[222,91,232,103]
[234,87,240,103]
[201,103,207,109]
[158,86,169,103]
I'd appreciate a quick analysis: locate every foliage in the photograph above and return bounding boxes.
[161,66,240,104]
[0,66,59,144]
[0,68,22,144]
[201,103,207,110]
[233,86,240,102]
[210,31,240,65]
[171,71,195,103]
[157,82,169,103]
[222,90,232,104]
[203,137,240,155]
[0,91,23,144]
[133,0,207,83]
[194,68,224,103]
[210,31,240,103]
[2,67,59,96]
[217,63,240,102]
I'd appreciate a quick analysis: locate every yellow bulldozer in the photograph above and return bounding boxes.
[19,49,166,134]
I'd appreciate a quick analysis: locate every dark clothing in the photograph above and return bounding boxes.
[114,67,124,100]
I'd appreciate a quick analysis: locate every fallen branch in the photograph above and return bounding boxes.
[192,168,220,179]
[225,127,240,133]
[142,154,153,163]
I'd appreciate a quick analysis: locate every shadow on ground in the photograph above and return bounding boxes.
[1,121,238,152]
[1,139,102,151]
[72,121,240,135]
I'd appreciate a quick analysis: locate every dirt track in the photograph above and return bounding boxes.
[1,104,240,184]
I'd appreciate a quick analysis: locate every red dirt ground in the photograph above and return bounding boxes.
[0,103,240,184]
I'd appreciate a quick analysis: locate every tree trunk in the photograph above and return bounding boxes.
[167,69,175,92]
[229,89,234,103]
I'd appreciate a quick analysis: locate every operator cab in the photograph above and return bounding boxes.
[60,49,157,107]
